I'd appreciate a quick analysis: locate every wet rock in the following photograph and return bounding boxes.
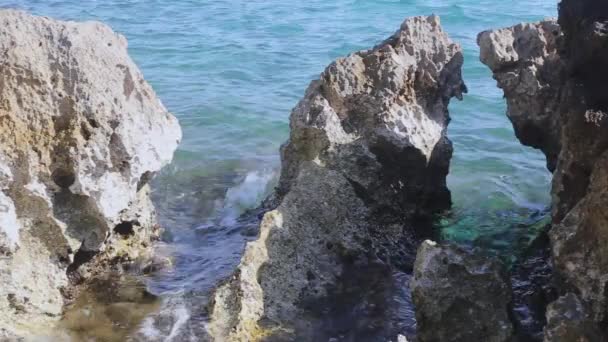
[60,274,161,342]
[411,241,514,342]
[543,293,603,342]
[478,20,564,172]
[509,229,557,341]
[0,10,181,338]
[208,15,465,341]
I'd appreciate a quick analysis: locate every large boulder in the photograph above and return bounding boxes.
[0,10,181,338]
[411,241,514,342]
[208,15,465,341]
[479,0,608,338]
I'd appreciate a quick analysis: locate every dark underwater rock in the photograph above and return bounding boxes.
[411,241,514,342]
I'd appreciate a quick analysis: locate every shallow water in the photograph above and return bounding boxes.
[2,0,556,340]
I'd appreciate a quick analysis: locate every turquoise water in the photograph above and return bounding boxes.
[2,0,556,339]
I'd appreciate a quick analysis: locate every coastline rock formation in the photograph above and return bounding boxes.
[0,10,181,338]
[477,20,563,172]
[208,15,466,341]
[411,241,514,342]
[480,0,608,338]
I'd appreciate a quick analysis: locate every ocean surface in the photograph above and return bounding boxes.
[2,0,556,340]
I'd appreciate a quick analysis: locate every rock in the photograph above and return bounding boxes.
[549,151,608,325]
[480,0,608,336]
[276,14,466,221]
[0,10,180,338]
[543,293,602,342]
[548,3,608,325]
[208,15,465,341]
[411,241,514,342]
[209,163,376,341]
[478,20,563,171]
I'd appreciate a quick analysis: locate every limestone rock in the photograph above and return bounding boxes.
[543,293,602,342]
[209,163,375,341]
[480,0,608,336]
[478,20,563,171]
[0,10,181,338]
[208,15,465,341]
[277,14,466,220]
[411,241,514,342]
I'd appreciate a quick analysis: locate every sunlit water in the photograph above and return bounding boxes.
[2,0,556,340]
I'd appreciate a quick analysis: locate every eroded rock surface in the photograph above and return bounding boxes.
[480,0,608,339]
[208,15,465,341]
[0,10,181,338]
[411,241,514,342]
[478,20,563,171]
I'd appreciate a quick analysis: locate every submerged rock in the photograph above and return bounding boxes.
[509,229,557,341]
[411,241,514,342]
[208,15,465,341]
[480,0,608,339]
[0,10,181,338]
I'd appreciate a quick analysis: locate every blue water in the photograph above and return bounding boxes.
[2,0,556,340]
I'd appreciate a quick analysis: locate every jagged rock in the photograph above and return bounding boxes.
[277,14,466,221]
[0,10,181,338]
[411,241,514,342]
[478,20,563,171]
[480,0,608,337]
[543,293,602,342]
[548,4,608,327]
[208,15,465,341]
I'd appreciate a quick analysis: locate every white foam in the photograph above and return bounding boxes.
[220,169,276,226]
[166,305,190,341]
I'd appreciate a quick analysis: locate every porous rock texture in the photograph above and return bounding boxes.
[411,241,514,342]
[208,15,466,341]
[478,19,563,172]
[480,0,608,338]
[0,10,180,338]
